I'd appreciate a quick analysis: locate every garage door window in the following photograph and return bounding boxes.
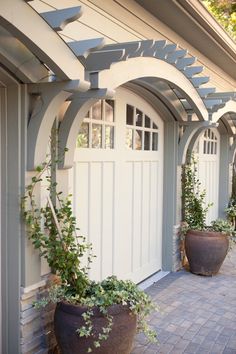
[77,99,115,149]
[126,104,159,151]
[203,129,217,155]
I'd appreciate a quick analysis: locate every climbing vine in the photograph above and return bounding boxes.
[182,154,211,230]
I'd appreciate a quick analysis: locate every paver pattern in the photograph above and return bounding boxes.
[132,247,236,354]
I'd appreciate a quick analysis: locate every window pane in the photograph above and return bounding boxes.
[153,122,158,130]
[145,115,151,128]
[135,130,142,150]
[126,128,133,149]
[207,141,210,154]
[77,123,89,148]
[203,140,207,154]
[144,131,150,150]
[211,141,214,154]
[91,101,102,120]
[105,100,114,122]
[92,124,102,148]
[136,109,143,127]
[105,126,114,149]
[152,132,158,151]
[126,105,134,125]
[85,110,90,118]
[215,142,217,154]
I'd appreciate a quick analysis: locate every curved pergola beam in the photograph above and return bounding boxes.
[133,79,187,122]
[178,122,218,165]
[58,98,99,169]
[125,81,179,122]
[229,139,236,163]
[27,85,72,170]
[212,100,236,123]
[90,57,208,121]
[0,25,49,83]
[0,0,88,87]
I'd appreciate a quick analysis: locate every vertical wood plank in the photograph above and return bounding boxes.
[132,162,142,272]
[89,162,102,280]
[141,161,150,266]
[101,162,114,278]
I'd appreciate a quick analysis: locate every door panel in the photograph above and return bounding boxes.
[72,88,163,283]
[195,129,220,225]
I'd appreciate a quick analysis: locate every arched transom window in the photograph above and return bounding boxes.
[77,100,159,152]
[203,129,218,155]
[77,99,115,149]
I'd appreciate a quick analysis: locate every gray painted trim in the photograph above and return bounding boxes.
[162,121,178,270]
[22,85,42,287]
[41,6,82,32]
[2,83,21,354]
[219,134,230,218]
[0,86,5,354]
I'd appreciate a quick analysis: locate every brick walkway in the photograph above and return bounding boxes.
[132,247,236,354]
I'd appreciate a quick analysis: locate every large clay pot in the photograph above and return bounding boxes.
[54,302,137,354]
[185,230,229,276]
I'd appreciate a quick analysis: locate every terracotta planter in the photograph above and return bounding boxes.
[54,302,137,354]
[185,230,229,276]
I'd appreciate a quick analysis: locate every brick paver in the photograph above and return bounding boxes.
[132,247,236,354]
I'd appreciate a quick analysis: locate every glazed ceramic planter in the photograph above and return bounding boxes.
[54,302,137,354]
[185,230,229,276]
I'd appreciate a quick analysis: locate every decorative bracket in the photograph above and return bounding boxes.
[58,89,115,169]
[178,121,218,165]
[27,81,85,170]
[41,6,83,32]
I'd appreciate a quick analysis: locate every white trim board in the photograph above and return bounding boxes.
[138,270,170,290]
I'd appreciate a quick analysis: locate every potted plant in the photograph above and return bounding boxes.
[22,151,157,354]
[182,154,234,276]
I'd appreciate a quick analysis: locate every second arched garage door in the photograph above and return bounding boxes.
[71,87,164,283]
[194,128,220,225]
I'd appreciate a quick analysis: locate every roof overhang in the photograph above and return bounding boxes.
[135,0,236,80]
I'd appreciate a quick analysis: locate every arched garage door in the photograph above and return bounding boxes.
[195,128,220,225]
[71,88,164,283]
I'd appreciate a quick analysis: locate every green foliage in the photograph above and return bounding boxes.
[22,143,157,352]
[210,218,233,234]
[182,153,236,249]
[37,276,157,351]
[210,218,236,249]
[226,167,236,231]
[182,154,211,230]
[225,197,236,228]
[202,0,236,40]
[22,157,93,298]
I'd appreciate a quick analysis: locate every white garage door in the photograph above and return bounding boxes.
[71,88,164,283]
[195,128,220,225]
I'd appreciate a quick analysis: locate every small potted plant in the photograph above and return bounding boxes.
[22,151,157,354]
[182,154,234,276]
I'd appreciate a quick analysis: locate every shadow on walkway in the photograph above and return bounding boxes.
[132,247,236,354]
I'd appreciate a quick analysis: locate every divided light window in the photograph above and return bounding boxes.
[203,129,217,155]
[126,104,159,151]
[77,100,115,149]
